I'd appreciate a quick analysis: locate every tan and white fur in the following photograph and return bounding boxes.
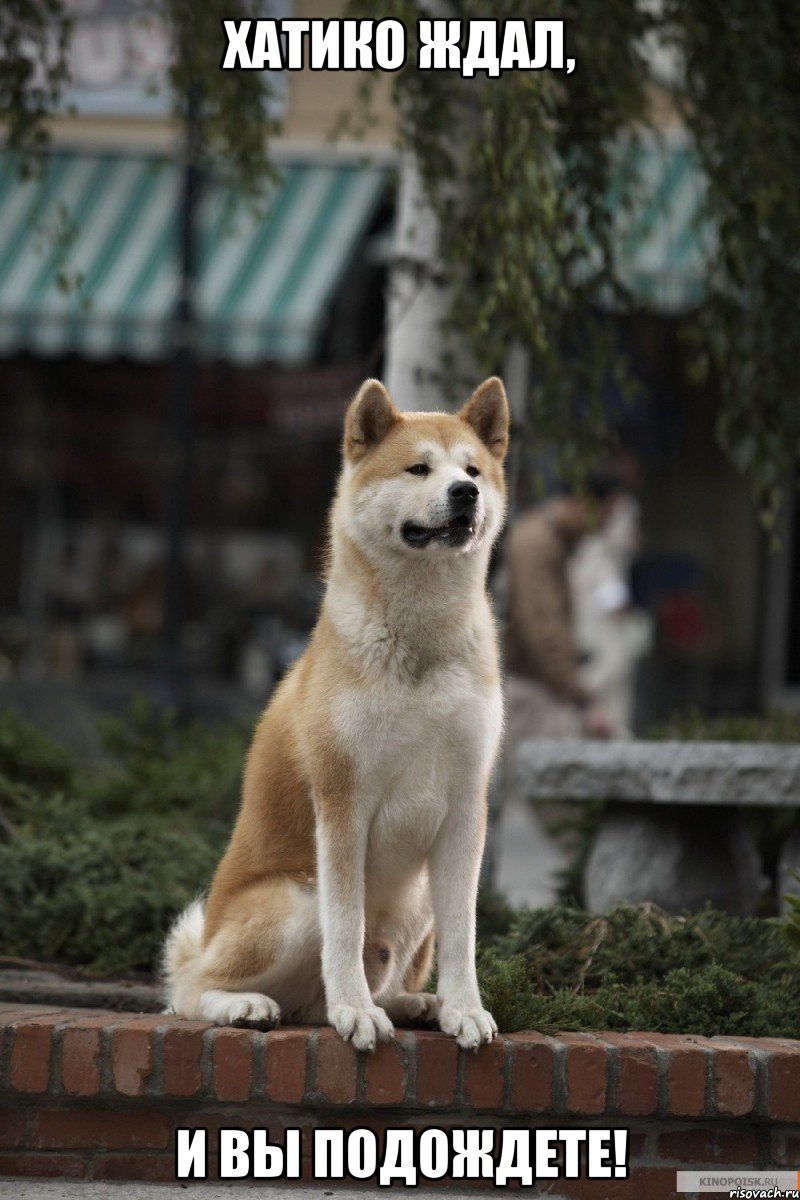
[163,376,509,1051]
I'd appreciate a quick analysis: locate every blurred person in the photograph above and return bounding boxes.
[504,468,627,743]
[570,490,653,732]
[484,468,628,907]
[489,468,628,909]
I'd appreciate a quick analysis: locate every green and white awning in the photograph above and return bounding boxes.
[611,133,711,312]
[0,136,709,362]
[0,152,389,363]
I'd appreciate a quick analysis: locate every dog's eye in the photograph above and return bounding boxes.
[466,465,480,478]
[406,463,430,476]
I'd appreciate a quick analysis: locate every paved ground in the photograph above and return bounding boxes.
[0,675,258,760]
[1,1183,564,1199]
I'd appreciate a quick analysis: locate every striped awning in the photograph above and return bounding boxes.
[0,152,389,363]
[611,133,711,313]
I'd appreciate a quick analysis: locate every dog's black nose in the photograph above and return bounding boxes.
[448,480,479,508]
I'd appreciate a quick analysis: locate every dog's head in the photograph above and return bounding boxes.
[336,377,509,562]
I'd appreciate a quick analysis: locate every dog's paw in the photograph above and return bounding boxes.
[384,992,440,1025]
[199,989,281,1029]
[329,1003,394,1051]
[438,1002,497,1050]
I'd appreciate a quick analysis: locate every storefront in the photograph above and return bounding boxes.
[0,148,392,685]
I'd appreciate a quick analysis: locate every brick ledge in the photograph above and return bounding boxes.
[2,1002,799,1118]
[2,1003,800,1194]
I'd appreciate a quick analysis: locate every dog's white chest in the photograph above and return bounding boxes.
[335,661,496,777]
[333,662,501,885]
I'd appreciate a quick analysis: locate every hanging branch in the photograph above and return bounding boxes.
[0,0,71,167]
[663,0,800,528]
[348,0,654,485]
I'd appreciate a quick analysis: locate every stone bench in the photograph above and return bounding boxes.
[516,740,800,914]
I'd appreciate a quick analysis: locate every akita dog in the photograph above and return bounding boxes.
[163,376,509,1051]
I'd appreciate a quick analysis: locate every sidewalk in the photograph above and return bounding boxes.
[2,1184,530,1199]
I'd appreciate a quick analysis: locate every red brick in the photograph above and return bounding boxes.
[602,1034,658,1116]
[508,1033,555,1113]
[663,1044,707,1118]
[640,1167,683,1200]
[61,1012,122,1031]
[712,1047,755,1117]
[0,1107,25,1148]
[94,1154,176,1182]
[110,1014,172,1031]
[562,1033,607,1115]
[415,1032,458,1106]
[0,1006,64,1024]
[712,1035,796,1055]
[30,1109,170,1151]
[769,1048,800,1122]
[299,1155,315,1183]
[464,1035,506,1110]
[544,1169,682,1200]
[211,1027,254,1102]
[635,1032,710,1119]
[771,1129,800,1166]
[538,1168,672,1200]
[315,1028,358,1104]
[544,1166,676,1200]
[628,1132,648,1160]
[0,1152,86,1178]
[111,1025,154,1096]
[10,1016,63,1093]
[264,1029,308,1103]
[54,1008,121,1023]
[542,1175,646,1200]
[60,1027,102,1097]
[658,1128,758,1165]
[176,1111,250,1138]
[364,1035,408,1105]
[162,1022,207,1097]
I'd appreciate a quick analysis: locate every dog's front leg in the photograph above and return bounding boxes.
[316,809,394,1052]
[428,795,497,1050]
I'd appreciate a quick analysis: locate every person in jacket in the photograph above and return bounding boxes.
[488,469,630,906]
[504,470,627,741]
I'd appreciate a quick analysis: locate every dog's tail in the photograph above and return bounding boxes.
[161,898,205,1014]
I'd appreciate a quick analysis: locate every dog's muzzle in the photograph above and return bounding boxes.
[401,482,480,548]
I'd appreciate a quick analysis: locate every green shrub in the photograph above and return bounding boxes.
[493,903,794,990]
[0,812,226,974]
[90,697,248,820]
[475,902,800,1037]
[785,874,800,953]
[648,707,800,743]
[0,701,245,975]
[0,708,74,791]
[478,958,799,1040]
[475,880,516,941]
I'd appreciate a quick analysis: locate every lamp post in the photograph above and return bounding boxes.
[160,81,202,714]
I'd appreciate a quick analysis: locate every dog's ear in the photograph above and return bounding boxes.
[344,379,400,462]
[459,377,509,460]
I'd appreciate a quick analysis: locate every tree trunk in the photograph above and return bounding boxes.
[383,151,451,412]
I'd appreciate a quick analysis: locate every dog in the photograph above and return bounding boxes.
[163,376,509,1051]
